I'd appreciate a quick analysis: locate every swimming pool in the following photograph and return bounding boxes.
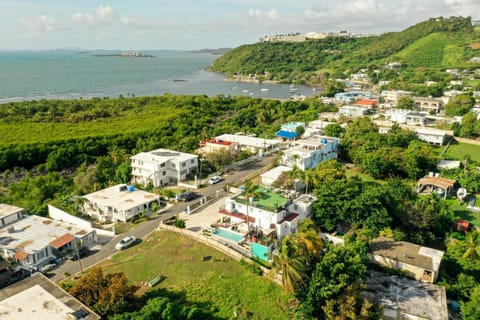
[213,228,244,242]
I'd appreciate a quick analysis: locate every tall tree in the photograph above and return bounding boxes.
[462,231,480,260]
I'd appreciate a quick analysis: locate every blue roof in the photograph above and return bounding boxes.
[275,130,298,139]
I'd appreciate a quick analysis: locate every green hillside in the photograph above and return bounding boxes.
[211,16,480,83]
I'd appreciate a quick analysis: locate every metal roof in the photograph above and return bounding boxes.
[275,130,298,139]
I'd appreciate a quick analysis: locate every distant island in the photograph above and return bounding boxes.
[93,50,154,58]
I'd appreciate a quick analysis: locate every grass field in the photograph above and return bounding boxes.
[444,141,480,163]
[446,197,480,228]
[94,231,292,319]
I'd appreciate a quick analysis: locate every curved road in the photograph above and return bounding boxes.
[50,156,273,281]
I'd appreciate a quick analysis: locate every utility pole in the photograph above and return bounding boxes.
[73,240,83,273]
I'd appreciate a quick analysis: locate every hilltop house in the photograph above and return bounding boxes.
[338,105,371,117]
[199,138,238,155]
[381,90,412,105]
[131,148,198,187]
[413,97,445,115]
[369,237,444,283]
[0,204,96,272]
[219,186,316,261]
[82,184,160,223]
[281,136,339,170]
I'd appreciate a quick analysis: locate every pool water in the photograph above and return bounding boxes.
[213,228,244,242]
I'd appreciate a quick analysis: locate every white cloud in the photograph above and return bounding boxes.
[247,8,279,20]
[22,15,60,33]
[72,5,117,27]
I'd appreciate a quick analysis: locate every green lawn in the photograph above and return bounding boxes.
[446,197,480,228]
[95,231,292,319]
[444,141,480,163]
[345,166,384,184]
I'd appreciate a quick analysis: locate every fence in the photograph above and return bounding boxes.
[157,224,245,261]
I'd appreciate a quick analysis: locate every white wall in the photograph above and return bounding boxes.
[48,205,92,229]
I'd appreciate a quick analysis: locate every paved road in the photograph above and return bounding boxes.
[50,156,273,281]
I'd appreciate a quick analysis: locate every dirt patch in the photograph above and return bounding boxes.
[469,42,480,49]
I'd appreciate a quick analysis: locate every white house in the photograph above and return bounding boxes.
[131,148,198,187]
[0,204,96,272]
[370,237,444,284]
[219,188,316,241]
[304,120,336,137]
[338,105,371,117]
[213,134,280,156]
[82,184,160,223]
[260,165,292,187]
[381,90,412,105]
[281,136,339,170]
[415,128,449,146]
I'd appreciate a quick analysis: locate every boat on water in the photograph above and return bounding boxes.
[243,89,249,93]
[289,83,299,92]
[260,88,269,92]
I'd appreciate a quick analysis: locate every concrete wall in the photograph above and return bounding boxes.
[48,205,91,229]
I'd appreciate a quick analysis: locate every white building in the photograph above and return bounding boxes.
[281,136,339,170]
[386,109,428,126]
[260,165,292,187]
[415,128,449,146]
[381,90,412,105]
[220,188,317,241]
[338,105,371,117]
[82,184,160,223]
[0,204,96,271]
[304,120,336,137]
[213,134,280,156]
[131,148,198,187]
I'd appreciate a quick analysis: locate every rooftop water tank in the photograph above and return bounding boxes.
[127,185,135,192]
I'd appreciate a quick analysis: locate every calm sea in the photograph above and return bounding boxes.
[0,50,316,103]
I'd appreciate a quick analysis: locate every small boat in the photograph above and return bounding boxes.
[290,87,299,92]
[260,88,269,92]
[243,89,248,93]
[249,92,254,96]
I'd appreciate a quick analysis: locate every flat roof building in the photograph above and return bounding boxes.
[365,271,448,320]
[0,212,96,271]
[370,237,444,283]
[0,272,100,320]
[131,148,198,187]
[82,184,160,223]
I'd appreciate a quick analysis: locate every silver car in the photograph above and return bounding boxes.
[115,235,137,250]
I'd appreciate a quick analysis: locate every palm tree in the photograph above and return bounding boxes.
[276,235,308,294]
[241,181,261,249]
[462,231,480,260]
[295,219,323,265]
[303,168,317,194]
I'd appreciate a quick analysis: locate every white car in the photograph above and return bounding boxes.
[40,263,56,273]
[208,176,222,184]
[115,235,137,250]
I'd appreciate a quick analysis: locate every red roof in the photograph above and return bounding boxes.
[356,99,377,106]
[455,220,470,232]
[50,233,74,249]
[200,139,235,146]
[13,251,28,261]
[219,208,256,223]
[279,213,299,223]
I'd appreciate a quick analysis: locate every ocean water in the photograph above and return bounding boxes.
[0,50,316,103]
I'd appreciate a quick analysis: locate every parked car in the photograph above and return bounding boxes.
[208,176,222,184]
[40,263,56,273]
[177,191,198,202]
[115,235,137,250]
[68,246,90,261]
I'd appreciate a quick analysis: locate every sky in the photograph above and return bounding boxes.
[1,0,479,50]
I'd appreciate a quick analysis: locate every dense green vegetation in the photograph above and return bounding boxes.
[211,16,480,84]
[0,95,331,215]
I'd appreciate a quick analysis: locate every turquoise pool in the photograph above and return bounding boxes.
[213,228,244,242]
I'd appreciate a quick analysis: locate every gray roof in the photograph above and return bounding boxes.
[0,204,23,219]
[0,273,100,319]
[365,271,448,320]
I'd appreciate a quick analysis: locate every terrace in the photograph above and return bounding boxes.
[234,186,290,213]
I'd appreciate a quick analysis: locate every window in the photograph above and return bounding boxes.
[162,171,166,176]
[161,163,165,168]
[182,162,186,167]
[191,159,195,164]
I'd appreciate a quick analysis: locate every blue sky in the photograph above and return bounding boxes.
[1,0,479,50]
